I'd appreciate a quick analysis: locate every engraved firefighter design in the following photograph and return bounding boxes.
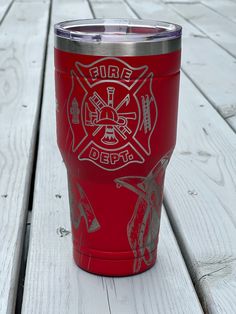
[115,153,170,273]
[67,57,158,171]
[68,176,100,234]
[86,87,135,146]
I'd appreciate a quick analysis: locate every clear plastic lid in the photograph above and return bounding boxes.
[55,18,181,43]
[54,19,181,56]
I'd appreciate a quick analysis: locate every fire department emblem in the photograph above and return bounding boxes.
[67,57,158,171]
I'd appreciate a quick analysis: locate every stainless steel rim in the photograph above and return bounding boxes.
[54,36,181,56]
[54,19,181,56]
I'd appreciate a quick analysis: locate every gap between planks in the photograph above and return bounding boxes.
[0,1,52,313]
[14,1,53,312]
[21,1,203,313]
[109,1,236,308]
[126,0,236,130]
[0,0,14,25]
[123,0,236,134]
[201,0,236,24]
[167,0,236,59]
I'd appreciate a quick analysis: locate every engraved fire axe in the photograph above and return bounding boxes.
[77,184,101,233]
[115,154,170,272]
[68,177,100,233]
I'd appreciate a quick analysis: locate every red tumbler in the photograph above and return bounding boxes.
[54,19,181,276]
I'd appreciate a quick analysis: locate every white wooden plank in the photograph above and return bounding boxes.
[126,1,236,313]
[162,0,199,3]
[90,0,136,18]
[165,73,236,314]
[22,0,203,313]
[182,37,236,121]
[227,115,236,130]
[127,0,203,37]
[90,0,123,2]
[15,0,50,2]
[0,0,12,23]
[170,2,236,58]
[0,1,50,314]
[201,0,236,23]
[127,0,236,131]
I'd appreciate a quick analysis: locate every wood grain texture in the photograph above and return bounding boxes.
[126,0,203,37]
[171,2,236,57]
[90,0,136,18]
[201,0,236,23]
[0,0,13,23]
[22,0,203,313]
[227,115,236,131]
[165,73,236,314]
[127,0,236,130]
[162,0,199,3]
[0,1,50,313]
[126,1,236,313]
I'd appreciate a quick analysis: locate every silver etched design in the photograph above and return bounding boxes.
[66,57,158,171]
[70,98,80,124]
[115,152,171,273]
[85,87,136,146]
[140,95,152,134]
[68,178,100,233]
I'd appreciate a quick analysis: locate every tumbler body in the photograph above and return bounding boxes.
[54,19,181,276]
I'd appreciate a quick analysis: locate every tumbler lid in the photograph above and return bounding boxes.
[54,18,181,56]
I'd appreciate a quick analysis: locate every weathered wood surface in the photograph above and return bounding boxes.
[127,0,236,134]
[170,1,236,58]
[0,1,50,313]
[90,0,135,18]
[97,0,236,313]
[1,0,235,313]
[21,0,203,313]
[165,73,236,314]
[0,0,12,23]
[201,0,236,23]
[161,0,198,2]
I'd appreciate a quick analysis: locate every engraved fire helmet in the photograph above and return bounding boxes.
[95,87,125,126]
[96,106,124,126]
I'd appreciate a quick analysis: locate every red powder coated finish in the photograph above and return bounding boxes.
[55,48,181,276]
